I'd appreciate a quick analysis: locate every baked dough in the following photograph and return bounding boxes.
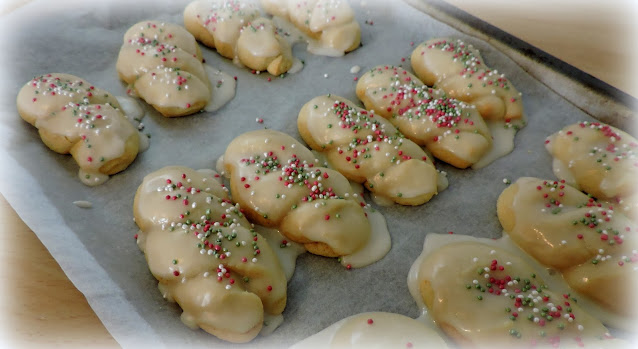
[184,0,294,75]
[133,166,287,343]
[356,65,491,168]
[411,237,624,348]
[222,129,371,258]
[116,21,211,117]
[497,177,638,317]
[298,94,439,205]
[290,312,448,349]
[545,121,638,220]
[411,38,524,124]
[260,0,361,56]
[16,73,139,186]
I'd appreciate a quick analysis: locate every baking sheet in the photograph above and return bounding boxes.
[0,0,633,348]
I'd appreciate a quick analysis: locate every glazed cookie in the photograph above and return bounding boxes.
[356,65,492,169]
[545,121,638,220]
[116,21,211,117]
[134,166,287,343]
[411,38,525,124]
[222,130,374,260]
[184,0,294,75]
[260,0,361,56]
[409,234,626,348]
[290,312,449,349]
[17,73,120,126]
[497,177,638,319]
[16,73,140,186]
[298,94,440,206]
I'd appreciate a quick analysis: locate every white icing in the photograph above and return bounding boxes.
[115,95,145,126]
[72,200,93,208]
[370,193,394,207]
[215,155,227,178]
[340,207,391,268]
[290,312,448,349]
[204,65,237,112]
[436,170,449,192]
[306,43,345,57]
[78,168,110,186]
[260,313,284,336]
[471,120,518,169]
[288,57,304,74]
[137,132,150,152]
[551,157,578,188]
[254,225,305,281]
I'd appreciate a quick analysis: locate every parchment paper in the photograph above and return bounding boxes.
[0,0,633,348]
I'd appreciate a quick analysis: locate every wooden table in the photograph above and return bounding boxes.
[1,1,635,347]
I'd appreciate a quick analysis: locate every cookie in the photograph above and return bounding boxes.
[116,21,211,117]
[222,129,373,259]
[260,0,361,56]
[545,121,638,220]
[133,166,287,343]
[184,1,294,75]
[356,65,491,168]
[290,312,448,349]
[16,73,139,186]
[410,234,627,348]
[411,38,524,123]
[497,177,638,318]
[298,94,440,205]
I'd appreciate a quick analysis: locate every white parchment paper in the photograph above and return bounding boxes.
[0,0,632,348]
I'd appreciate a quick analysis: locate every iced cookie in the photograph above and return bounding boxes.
[356,65,492,169]
[497,177,638,319]
[222,129,375,260]
[184,1,295,75]
[260,0,361,56]
[411,38,525,124]
[545,121,638,220]
[298,94,440,206]
[290,312,449,349]
[409,234,626,348]
[16,73,140,186]
[116,21,211,117]
[133,166,287,343]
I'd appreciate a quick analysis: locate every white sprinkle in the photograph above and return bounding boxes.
[350,65,361,74]
[225,285,232,290]
[323,73,329,78]
[252,258,258,263]
[73,200,92,208]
